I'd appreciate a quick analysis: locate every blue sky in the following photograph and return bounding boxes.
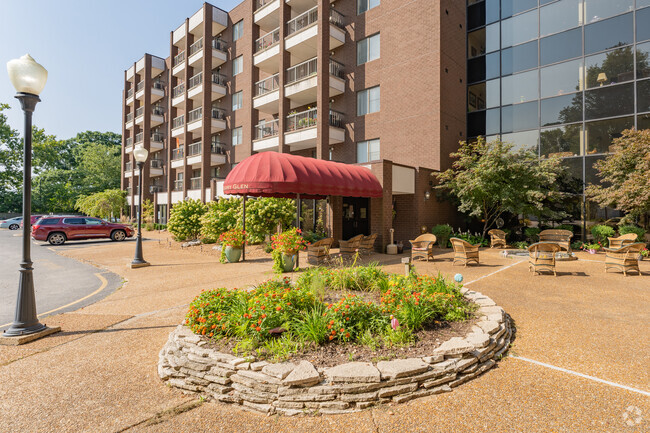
[0,0,241,140]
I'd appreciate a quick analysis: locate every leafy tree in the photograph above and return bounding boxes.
[0,103,22,211]
[435,137,566,239]
[75,189,126,220]
[74,141,121,195]
[586,129,650,228]
[168,199,208,241]
[201,198,242,243]
[141,199,154,224]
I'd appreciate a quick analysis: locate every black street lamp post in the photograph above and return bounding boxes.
[131,145,150,268]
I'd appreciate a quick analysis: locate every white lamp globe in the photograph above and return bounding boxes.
[7,54,48,95]
[133,145,149,163]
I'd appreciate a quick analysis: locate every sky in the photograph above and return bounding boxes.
[0,0,241,140]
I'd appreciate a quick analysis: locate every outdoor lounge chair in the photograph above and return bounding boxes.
[528,242,561,276]
[604,242,645,276]
[359,233,378,255]
[607,233,638,249]
[450,237,480,266]
[409,234,437,262]
[307,237,333,265]
[338,234,364,256]
[488,229,507,248]
[539,229,573,253]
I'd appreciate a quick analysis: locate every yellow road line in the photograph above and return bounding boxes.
[0,273,108,328]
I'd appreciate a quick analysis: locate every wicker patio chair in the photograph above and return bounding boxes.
[488,229,507,248]
[528,242,561,276]
[607,233,638,249]
[604,242,645,276]
[539,229,573,253]
[359,233,378,255]
[409,234,437,262]
[450,237,480,266]
[338,234,364,256]
[307,237,333,265]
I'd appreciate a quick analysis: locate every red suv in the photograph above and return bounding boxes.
[32,216,134,245]
[19,215,43,228]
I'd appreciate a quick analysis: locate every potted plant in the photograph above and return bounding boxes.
[271,227,309,273]
[639,247,649,261]
[219,228,246,263]
[581,243,601,254]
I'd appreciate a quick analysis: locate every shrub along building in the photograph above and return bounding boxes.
[121,0,467,250]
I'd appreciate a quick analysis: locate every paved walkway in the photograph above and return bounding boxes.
[0,234,648,432]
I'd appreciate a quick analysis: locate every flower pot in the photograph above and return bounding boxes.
[281,253,296,272]
[224,246,242,263]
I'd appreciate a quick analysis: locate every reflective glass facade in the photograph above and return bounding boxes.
[467,0,650,225]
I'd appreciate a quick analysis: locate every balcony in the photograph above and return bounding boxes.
[253,74,280,113]
[285,8,345,65]
[254,28,280,73]
[126,88,134,105]
[174,180,184,191]
[135,106,145,124]
[125,112,134,129]
[212,38,228,68]
[190,177,201,190]
[125,162,132,172]
[284,108,345,151]
[212,72,227,100]
[151,106,164,126]
[135,81,146,100]
[188,141,202,156]
[149,185,166,193]
[211,140,227,165]
[124,161,140,178]
[284,58,345,107]
[187,107,203,133]
[254,0,280,32]
[188,37,204,67]
[125,137,133,153]
[135,132,144,145]
[172,51,186,76]
[151,132,165,151]
[152,81,165,103]
[150,159,164,177]
[211,107,227,132]
[253,119,279,151]
[171,146,184,169]
[172,82,185,107]
[171,115,184,138]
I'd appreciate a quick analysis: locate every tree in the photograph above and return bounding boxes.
[74,141,121,195]
[0,103,22,212]
[585,129,650,228]
[435,137,567,239]
[75,189,126,220]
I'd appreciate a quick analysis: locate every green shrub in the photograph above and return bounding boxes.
[200,198,241,244]
[591,224,615,244]
[451,231,489,247]
[167,199,208,241]
[513,241,528,250]
[618,225,646,241]
[246,198,296,243]
[154,223,167,230]
[570,241,583,250]
[431,224,453,247]
[524,227,541,243]
[144,222,155,231]
[556,224,574,232]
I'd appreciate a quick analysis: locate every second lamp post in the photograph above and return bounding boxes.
[131,145,150,268]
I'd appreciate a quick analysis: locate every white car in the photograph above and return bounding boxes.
[0,217,23,230]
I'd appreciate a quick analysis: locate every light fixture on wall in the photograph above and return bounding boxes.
[424,191,431,200]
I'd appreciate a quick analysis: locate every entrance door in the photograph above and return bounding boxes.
[342,197,369,240]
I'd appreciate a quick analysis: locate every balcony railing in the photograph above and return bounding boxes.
[150,159,164,169]
[329,59,344,78]
[173,51,185,66]
[172,115,185,129]
[136,81,145,92]
[188,107,202,123]
[190,177,201,190]
[172,146,184,160]
[189,37,203,56]
[174,180,184,191]
[153,81,165,90]
[126,112,133,122]
[151,132,164,142]
[329,109,344,128]
[189,72,203,89]
[212,37,227,52]
[254,74,279,97]
[255,28,280,53]
[188,141,202,156]
[254,119,279,140]
[135,132,144,144]
[125,137,133,146]
[211,141,227,155]
[125,162,132,172]
[287,6,318,36]
[286,58,317,85]
[287,107,317,132]
[255,0,273,12]
[173,83,185,98]
[212,107,226,120]
[149,185,166,193]
[126,88,134,98]
[330,9,345,29]
[152,105,164,116]
[135,107,144,118]
[212,72,227,86]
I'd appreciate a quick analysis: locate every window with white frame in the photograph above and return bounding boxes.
[357,86,380,116]
[358,0,380,14]
[232,91,243,111]
[357,33,380,65]
[233,20,244,41]
[233,55,243,76]
[356,139,380,163]
[232,127,243,146]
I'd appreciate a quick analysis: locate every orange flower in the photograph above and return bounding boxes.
[255,326,261,331]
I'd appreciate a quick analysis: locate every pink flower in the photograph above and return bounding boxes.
[391,317,399,331]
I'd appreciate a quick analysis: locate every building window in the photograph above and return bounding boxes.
[232,91,243,111]
[232,127,242,146]
[211,167,221,179]
[356,139,380,163]
[233,20,244,42]
[233,55,243,76]
[357,86,380,116]
[357,0,379,14]
[357,33,380,65]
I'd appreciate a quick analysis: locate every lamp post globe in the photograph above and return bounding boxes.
[131,145,150,268]
[3,54,51,339]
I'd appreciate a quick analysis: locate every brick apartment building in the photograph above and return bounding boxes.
[121,0,468,250]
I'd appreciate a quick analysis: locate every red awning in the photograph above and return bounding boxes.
[223,152,383,199]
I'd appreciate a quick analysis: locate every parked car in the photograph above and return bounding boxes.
[31,216,135,245]
[0,216,23,230]
[19,215,43,228]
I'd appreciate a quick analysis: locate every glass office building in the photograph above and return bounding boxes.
[466,0,650,225]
